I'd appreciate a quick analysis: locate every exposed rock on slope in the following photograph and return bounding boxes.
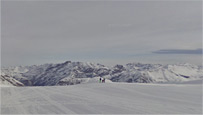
[0,75,24,86]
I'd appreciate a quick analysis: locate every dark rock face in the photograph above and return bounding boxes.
[179,75,190,78]
[111,65,126,75]
[110,74,123,82]
[110,72,153,83]
[20,79,32,86]
[96,68,110,76]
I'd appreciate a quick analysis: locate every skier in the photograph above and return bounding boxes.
[102,78,105,83]
[99,77,102,83]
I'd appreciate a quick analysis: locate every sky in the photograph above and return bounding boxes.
[1,0,202,67]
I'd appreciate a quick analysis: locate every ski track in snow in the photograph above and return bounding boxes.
[1,83,202,114]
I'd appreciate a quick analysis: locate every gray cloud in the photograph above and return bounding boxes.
[1,1,202,66]
[153,48,202,54]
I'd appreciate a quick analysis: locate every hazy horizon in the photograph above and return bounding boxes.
[1,0,202,67]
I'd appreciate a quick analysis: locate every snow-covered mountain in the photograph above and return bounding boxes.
[1,61,111,86]
[1,61,203,86]
[110,63,203,83]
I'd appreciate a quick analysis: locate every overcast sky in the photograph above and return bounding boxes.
[1,0,202,67]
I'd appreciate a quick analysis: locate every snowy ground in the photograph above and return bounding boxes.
[1,82,202,114]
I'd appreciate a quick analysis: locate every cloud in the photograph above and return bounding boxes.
[1,1,202,66]
[153,48,202,54]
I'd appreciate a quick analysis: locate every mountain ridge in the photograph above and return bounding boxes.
[1,61,203,86]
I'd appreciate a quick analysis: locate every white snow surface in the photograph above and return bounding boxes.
[1,82,202,114]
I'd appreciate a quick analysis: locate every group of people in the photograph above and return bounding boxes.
[99,77,105,83]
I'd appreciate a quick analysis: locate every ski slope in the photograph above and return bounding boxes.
[1,82,202,114]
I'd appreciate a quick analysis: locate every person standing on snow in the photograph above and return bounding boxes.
[102,78,105,83]
[99,77,102,83]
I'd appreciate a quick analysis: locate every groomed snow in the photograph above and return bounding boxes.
[1,82,202,114]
